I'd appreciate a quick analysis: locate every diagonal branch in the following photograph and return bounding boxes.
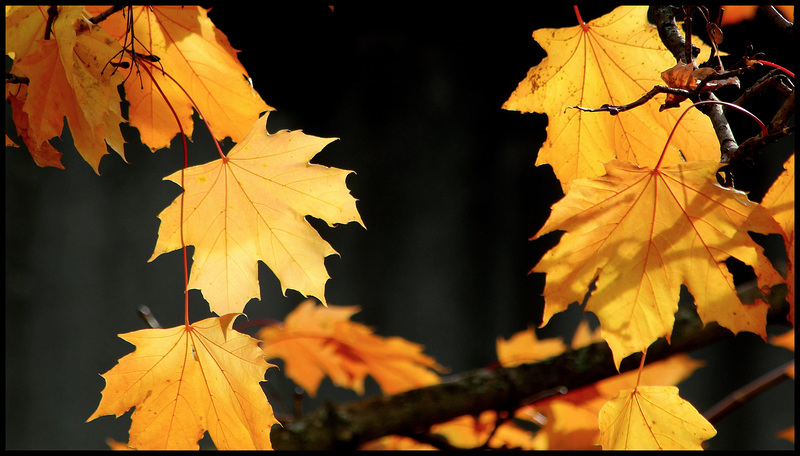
[269,301,789,450]
[760,6,794,37]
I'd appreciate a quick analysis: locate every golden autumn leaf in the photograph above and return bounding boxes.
[87,314,277,450]
[5,5,49,61]
[7,84,65,169]
[431,411,537,450]
[533,160,783,367]
[495,323,704,450]
[598,386,716,449]
[6,6,126,173]
[259,299,444,396]
[521,355,704,450]
[569,319,605,349]
[85,5,273,151]
[761,153,795,324]
[360,435,438,450]
[503,6,718,188]
[149,113,363,315]
[496,326,566,367]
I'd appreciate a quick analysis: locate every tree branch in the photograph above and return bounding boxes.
[733,90,796,163]
[87,5,126,24]
[731,69,794,108]
[269,301,789,450]
[648,6,740,163]
[649,6,692,64]
[759,6,794,38]
[703,359,794,424]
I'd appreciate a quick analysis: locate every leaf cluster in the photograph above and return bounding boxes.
[5,4,794,451]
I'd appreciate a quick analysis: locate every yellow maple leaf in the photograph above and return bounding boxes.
[522,354,704,450]
[87,314,277,450]
[85,5,273,151]
[6,6,126,173]
[149,113,363,314]
[259,299,444,396]
[503,6,718,187]
[533,160,783,367]
[761,153,794,324]
[598,386,716,449]
[495,323,704,450]
[5,5,49,60]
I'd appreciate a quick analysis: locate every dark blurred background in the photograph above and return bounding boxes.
[6,4,793,449]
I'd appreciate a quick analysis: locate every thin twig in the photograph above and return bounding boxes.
[5,73,30,85]
[479,411,513,450]
[87,5,126,24]
[732,91,795,163]
[137,305,162,329]
[566,86,692,115]
[703,360,794,424]
[44,6,58,40]
[648,6,739,163]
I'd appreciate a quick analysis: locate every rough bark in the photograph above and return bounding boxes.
[271,301,789,450]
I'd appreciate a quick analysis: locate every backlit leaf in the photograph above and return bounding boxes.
[496,323,704,450]
[598,386,716,449]
[496,327,566,367]
[431,410,537,450]
[7,6,125,173]
[149,113,363,314]
[761,153,794,324]
[259,299,444,396]
[533,160,783,366]
[87,314,277,450]
[85,5,273,151]
[503,6,718,187]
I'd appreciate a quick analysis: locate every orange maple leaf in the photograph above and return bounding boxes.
[6,6,126,173]
[598,386,716,449]
[533,159,783,367]
[149,113,363,315]
[496,326,566,367]
[503,6,718,187]
[87,314,277,450]
[360,435,438,450]
[259,299,445,396]
[495,323,704,450]
[430,410,538,450]
[521,354,704,450]
[85,5,273,151]
[7,85,65,169]
[719,6,794,26]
